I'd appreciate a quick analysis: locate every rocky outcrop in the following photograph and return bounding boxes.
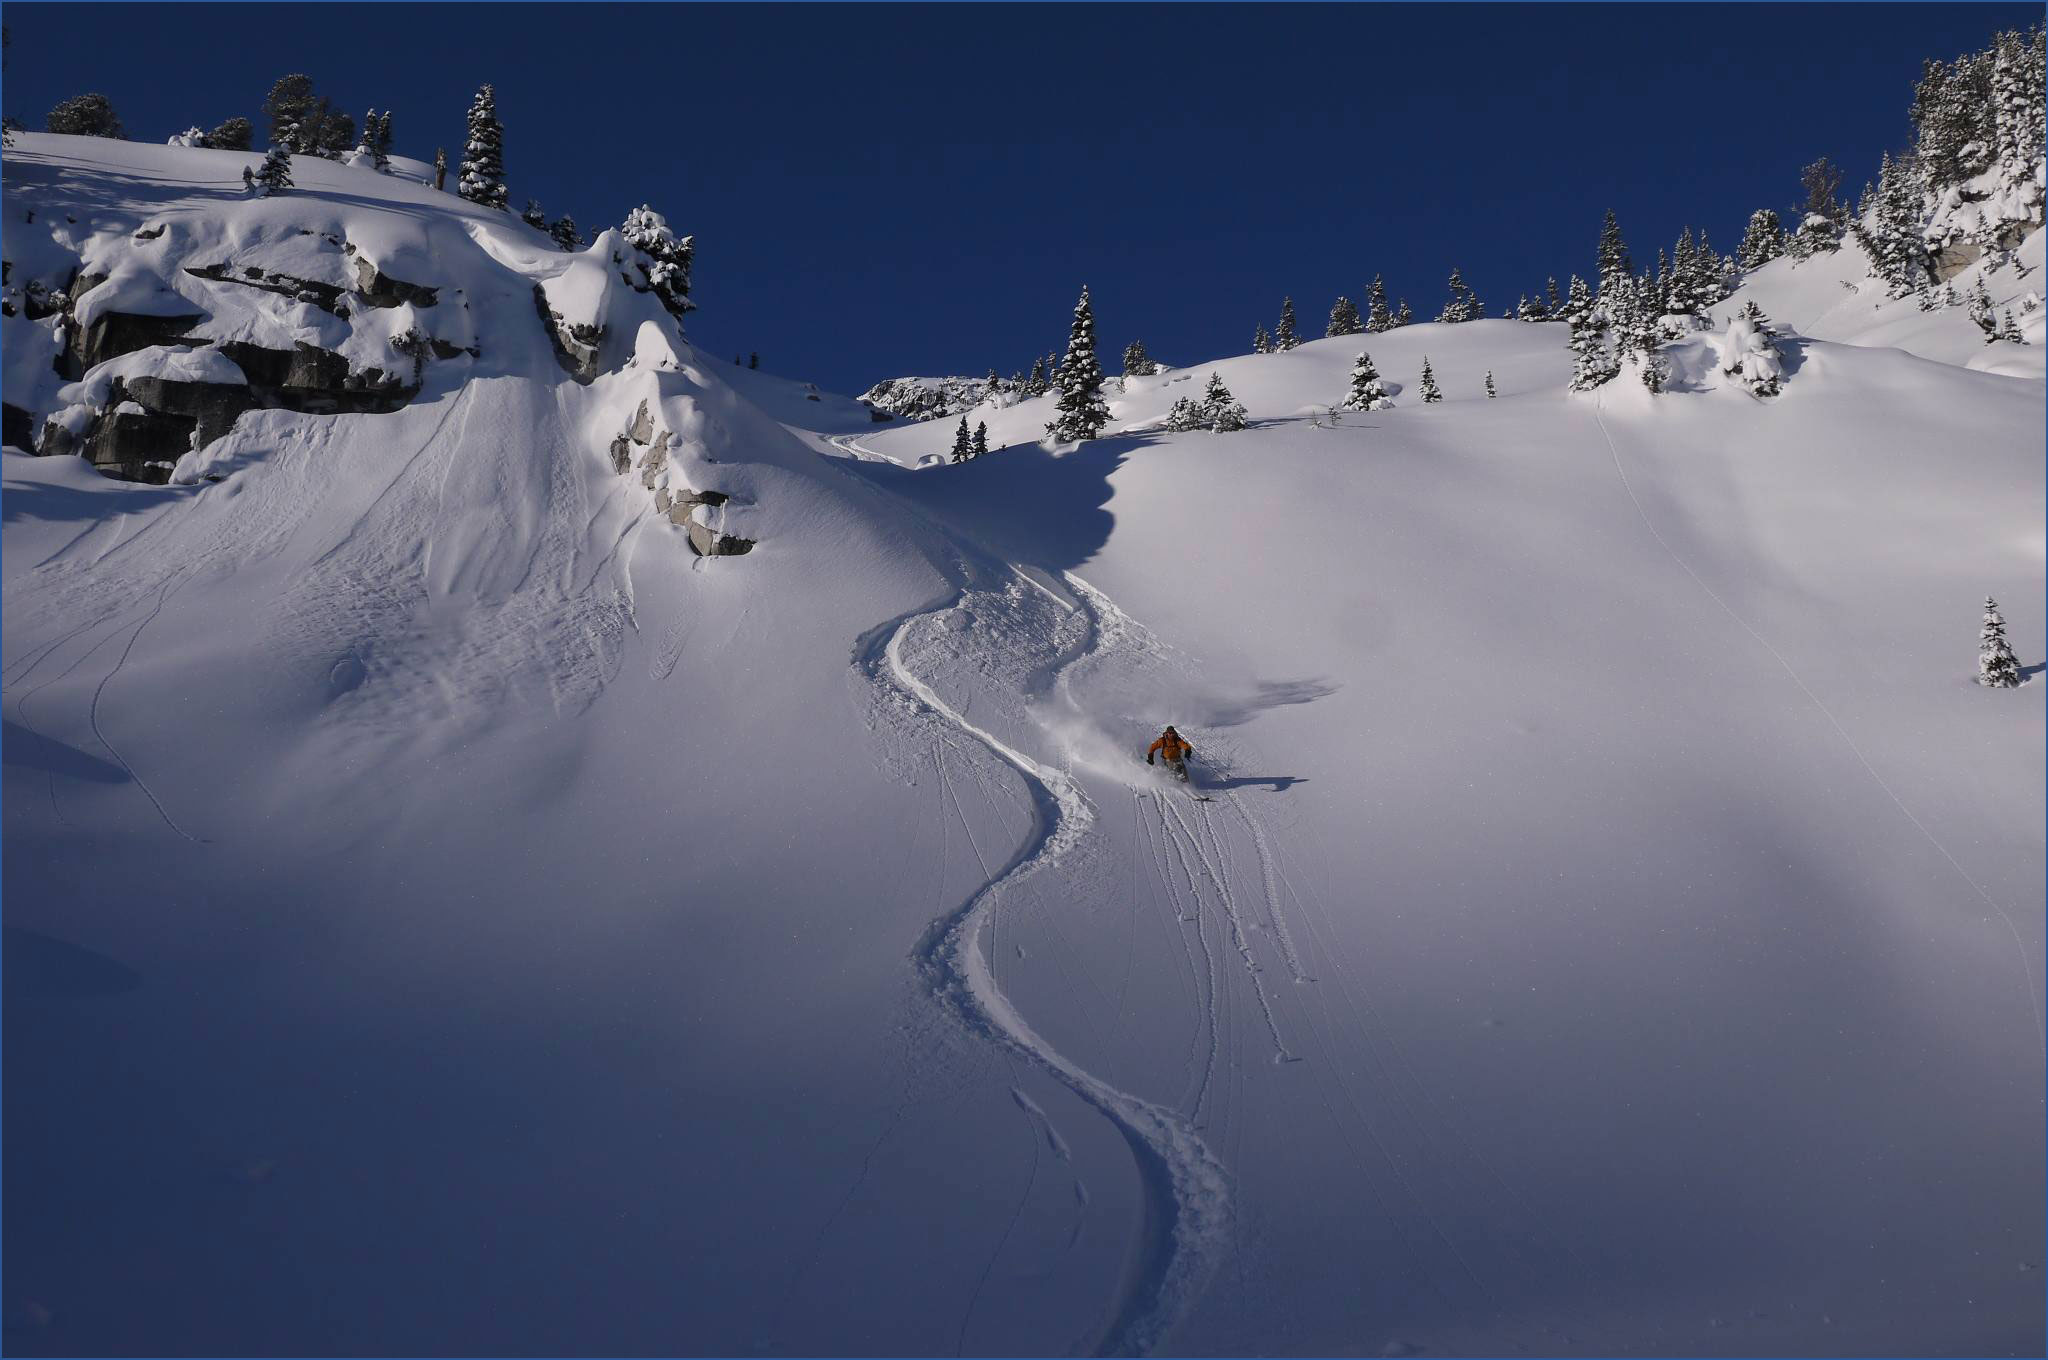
[61,274,205,379]
[348,255,440,309]
[38,382,220,484]
[859,374,994,422]
[216,341,415,414]
[612,402,752,556]
[184,262,349,317]
[534,284,604,383]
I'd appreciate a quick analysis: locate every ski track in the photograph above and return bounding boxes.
[860,566,1230,1358]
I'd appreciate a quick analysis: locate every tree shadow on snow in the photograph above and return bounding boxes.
[2,720,129,784]
[3,926,142,1001]
[2,468,190,525]
[849,431,1152,573]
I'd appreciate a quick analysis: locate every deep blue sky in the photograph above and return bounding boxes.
[4,3,2032,394]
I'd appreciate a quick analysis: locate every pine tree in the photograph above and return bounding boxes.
[521,199,548,229]
[1339,352,1393,411]
[1517,293,1550,321]
[1980,596,2023,686]
[206,116,254,151]
[1123,338,1155,375]
[1485,370,1497,398]
[1202,373,1248,431]
[1274,297,1300,350]
[1394,298,1413,326]
[1253,324,1272,354]
[1366,275,1393,332]
[1738,209,1785,270]
[1025,357,1048,396]
[1418,356,1442,403]
[951,416,973,464]
[1692,229,1727,304]
[458,83,508,211]
[620,205,695,320]
[749,352,760,369]
[255,136,294,196]
[2002,308,2027,343]
[1558,274,1595,326]
[1163,396,1204,432]
[373,111,394,164]
[1326,295,1363,336]
[548,215,582,250]
[1045,285,1110,442]
[1568,306,1617,392]
[1597,209,1633,286]
[1968,277,1999,340]
[1438,266,1478,323]
[972,421,989,458]
[262,74,315,149]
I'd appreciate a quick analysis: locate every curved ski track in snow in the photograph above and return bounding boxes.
[862,570,1230,1358]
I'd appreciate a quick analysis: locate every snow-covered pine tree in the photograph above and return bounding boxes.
[950,416,973,463]
[1164,396,1204,432]
[1366,275,1393,332]
[972,422,989,458]
[1253,324,1272,354]
[1274,297,1300,350]
[1517,293,1550,321]
[1122,338,1158,375]
[261,74,314,149]
[1339,352,1393,410]
[1202,373,1248,431]
[458,84,508,211]
[1653,248,1672,314]
[1597,209,1633,287]
[1546,276,1563,316]
[1722,301,1784,396]
[373,111,393,165]
[2002,308,2027,343]
[1327,295,1363,336]
[1438,266,1478,323]
[1045,285,1110,442]
[521,199,548,229]
[207,116,254,151]
[1485,370,1497,398]
[255,134,294,196]
[549,216,581,250]
[1690,229,1727,305]
[1568,305,1618,391]
[1739,208,1786,271]
[1025,357,1048,396]
[1418,356,1442,403]
[354,110,379,164]
[1968,278,1999,340]
[620,205,696,321]
[1558,274,1594,326]
[1864,150,1930,297]
[1980,596,2024,686]
[1394,298,1413,326]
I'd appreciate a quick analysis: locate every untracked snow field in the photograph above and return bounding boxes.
[3,135,2043,1358]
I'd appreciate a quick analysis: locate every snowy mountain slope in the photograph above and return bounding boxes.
[1723,227,2045,378]
[5,132,2044,1360]
[847,316,2045,1355]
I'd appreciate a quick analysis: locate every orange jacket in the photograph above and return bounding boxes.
[1148,731,1193,762]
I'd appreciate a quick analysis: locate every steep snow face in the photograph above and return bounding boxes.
[5,133,2044,1360]
[849,316,2044,1355]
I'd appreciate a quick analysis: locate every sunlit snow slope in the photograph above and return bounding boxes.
[5,134,2043,1359]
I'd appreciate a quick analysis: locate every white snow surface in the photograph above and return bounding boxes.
[4,133,2043,1358]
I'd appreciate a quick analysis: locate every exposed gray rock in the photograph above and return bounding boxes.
[533,283,604,383]
[66,304,205,378]
[349,255,439,308]
[184,262,349,316]
[217,341,414,414]
[119,375,258,448]
[687,516,753,558]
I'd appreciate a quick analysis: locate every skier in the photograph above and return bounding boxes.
[1146,726,1194,782]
